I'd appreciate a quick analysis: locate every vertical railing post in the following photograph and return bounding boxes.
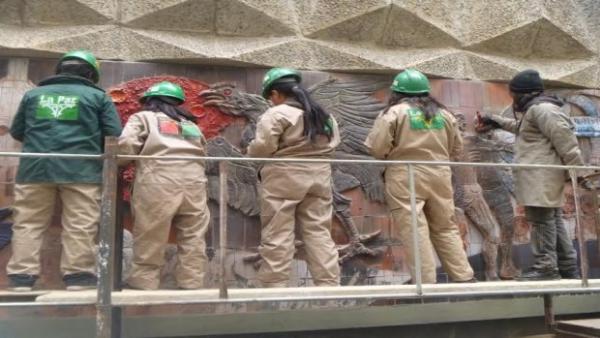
[111,177,124,338]
[570,169,588,287]
[544,294,555,328]
[407,164,423,295]
[218,161,229,298]
[97,137,119,338]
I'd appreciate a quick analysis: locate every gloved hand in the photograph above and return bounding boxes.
[240,123,256,153]
[475,112,501,133]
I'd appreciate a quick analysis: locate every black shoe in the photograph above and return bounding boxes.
[560,270,581,279]
[7,274,37,292]
[516,269,560,281]
[63,272,97,291]
[454,278,478,283]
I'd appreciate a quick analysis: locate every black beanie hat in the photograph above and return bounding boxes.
[509,69,544,93]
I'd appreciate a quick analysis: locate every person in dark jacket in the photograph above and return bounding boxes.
[6,50,122,291]
[478,69,583,281]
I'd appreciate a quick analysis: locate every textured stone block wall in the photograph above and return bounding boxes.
[1,0,600,87]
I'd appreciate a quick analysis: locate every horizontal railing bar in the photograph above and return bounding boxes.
[0,151,597,171]
[3,286,600,308]
[0,152,102,159]
[108,287,600,305]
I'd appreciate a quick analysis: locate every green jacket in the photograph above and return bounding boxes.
[10,75,122,184]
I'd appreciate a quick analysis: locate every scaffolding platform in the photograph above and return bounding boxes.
[2,281,600,338]
[557,318,600,337]
[0,279,596,307]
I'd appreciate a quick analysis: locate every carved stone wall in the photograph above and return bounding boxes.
[1,1,600,87]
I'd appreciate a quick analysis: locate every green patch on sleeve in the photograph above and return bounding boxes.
[35,94,80,120]
[408,108,444,130]
[324,117,333,135]
[181,122,202,138]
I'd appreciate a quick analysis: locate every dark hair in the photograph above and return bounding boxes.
[382,92,446,120]
[270,80,332,142]
[56,59,97,82]
[141,97,197,123]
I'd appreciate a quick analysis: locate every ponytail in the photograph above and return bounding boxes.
[141,97,197,123]
[270,81,332,142]
[382,92,448,120]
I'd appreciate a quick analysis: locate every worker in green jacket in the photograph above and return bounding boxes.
[6,50,122,291]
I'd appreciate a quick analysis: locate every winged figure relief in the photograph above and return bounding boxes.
[199,79,389,265]
[110,74,600,286]
[198,78,518,281]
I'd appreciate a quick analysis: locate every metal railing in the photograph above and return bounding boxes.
[0,136,598,337]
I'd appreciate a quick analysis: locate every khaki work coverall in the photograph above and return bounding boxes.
[490,102,582,273]
[119,111,210,290]
[365,103,474,283]
[247,99,341,287]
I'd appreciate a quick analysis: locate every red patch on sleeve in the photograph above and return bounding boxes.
[159,120,180,135]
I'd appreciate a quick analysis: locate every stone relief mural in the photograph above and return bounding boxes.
[107,75,600,287]
[1,58,600,289]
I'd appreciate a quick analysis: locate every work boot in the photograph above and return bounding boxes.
[7,274,37,292]
[453,277,478,283]
[560,269,581,279]
[516,269,560,281]
[63,272,97,291]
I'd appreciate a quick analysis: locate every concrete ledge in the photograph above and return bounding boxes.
[0,290,49,297]
[34,279,600,306]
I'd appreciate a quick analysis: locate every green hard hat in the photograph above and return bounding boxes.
[60,50,100,83]
[261,67,301,98]
[141,81,185,103]
[390,69,431,94]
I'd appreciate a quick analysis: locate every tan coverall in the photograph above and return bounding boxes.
[8,184,100,277]
[119,111,210,290]
[365,103,474,283]
[247,99,341,287]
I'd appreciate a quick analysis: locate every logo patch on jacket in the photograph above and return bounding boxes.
[158,119,203,139]
[408,108,444,130]
[35,95,79,120]
[181,122,202,138]
[158,120,180,135]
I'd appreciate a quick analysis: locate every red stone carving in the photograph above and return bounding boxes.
[109,76,241,200]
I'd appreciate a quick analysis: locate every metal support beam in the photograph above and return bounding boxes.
[97,137,119,338]
[570,170,589,287]
[544,294,555,328]
[219,161,229,299]
[111,177,125,338]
